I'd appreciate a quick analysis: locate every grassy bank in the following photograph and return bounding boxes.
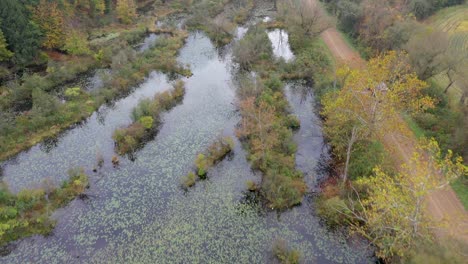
[181,137,234,188]
[0,29,190,162]
[232,21,333,209]
[113,80,186,155]
[0,168,89,246]
[186,0,254,46]
[451,177,468,210]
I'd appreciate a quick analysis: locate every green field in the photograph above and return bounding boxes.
[451,177,468,210]
[427,5,468,210]
[427,5,468,106]
[428,5,468,33]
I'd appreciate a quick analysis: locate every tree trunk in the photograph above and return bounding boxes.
[444,81,454,94]
[343,126,358,183]
[444,70,455,94]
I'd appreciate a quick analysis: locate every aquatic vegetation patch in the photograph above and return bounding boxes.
[236,75,306,210]
[233,26,273,70]
[0,168,88,246]
[273,238,302,264]
[0,29,191,162]
[182,136,234,188]
[113,80,186,155]
[185,0,254,46]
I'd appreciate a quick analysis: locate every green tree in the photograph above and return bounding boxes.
[31,88,59,115]
[0,0,42,65]
[116,0,136,24]
[0,26,13,61]
[62,30,91,55]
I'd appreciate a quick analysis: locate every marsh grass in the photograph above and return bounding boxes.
[0,30,191,162]
[182,137,234,188]
[0,168,89,246]
[273,238,302,264]
[113,81,186,155]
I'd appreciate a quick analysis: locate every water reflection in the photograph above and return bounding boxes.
[268,29,295,61]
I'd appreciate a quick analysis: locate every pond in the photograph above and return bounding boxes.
[0,30,372,263]
[268,29,295,62]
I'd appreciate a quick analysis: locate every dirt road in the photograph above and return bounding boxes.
[321,29,365,68]
[309,0,468,245]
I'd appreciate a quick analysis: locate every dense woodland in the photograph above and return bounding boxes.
[0,0,467,263]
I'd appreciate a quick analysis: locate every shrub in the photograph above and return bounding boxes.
[113,80,186,155]
[0,168,88,246]
[348,140,391,180]
[204,19,235,46]
[62,30,91,56]
[195,153,208,178]
[31,88,60,116]
[64,87,81,100]
[272,238,301,264]
[246,180,258,191]
[237,79,307,209]
[206,137,234,163]
[182,172,197,188]
[233,26,273,69]
[262,173,306,209]
[131,98,154,121]
[316,196,352,228]
[183,136,234,188]
[113,123,145,154]
[285,115,300,130]
[138,116,154,129]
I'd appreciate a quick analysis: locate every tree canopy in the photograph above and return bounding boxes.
[0,0,42,65]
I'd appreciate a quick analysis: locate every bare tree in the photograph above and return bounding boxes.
[405,29,450,80]
[280,0,332,38]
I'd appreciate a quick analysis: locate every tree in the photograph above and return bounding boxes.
[91,0,106,16]
[233,26,272,70]
[358,0,399,51]
[116,0,137,24]
[237,97,279,169]
[405,29,450,80]
[31,88,59,116]
[32,0,65,49]
[0,0,42,65]
[0,26,13,61]
[335,0,362,34]
[409,0,433,19]
[62,30,91,55]
[442,34,468,94]
[342,139,466,260]
[279,0,332,39]
[382,19,422,50]
[322,51,433,182]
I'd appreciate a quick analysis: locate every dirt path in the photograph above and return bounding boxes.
[321,29,365,68]
[308,0,468,246]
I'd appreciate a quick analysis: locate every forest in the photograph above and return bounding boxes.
[0,0,467,263]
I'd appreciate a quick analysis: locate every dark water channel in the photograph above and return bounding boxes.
[0,29,372,263]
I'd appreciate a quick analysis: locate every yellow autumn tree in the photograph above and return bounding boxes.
[322,51,434,182]
[116,0,137,24]
[32,0,65,49]
[344,138,466,260]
